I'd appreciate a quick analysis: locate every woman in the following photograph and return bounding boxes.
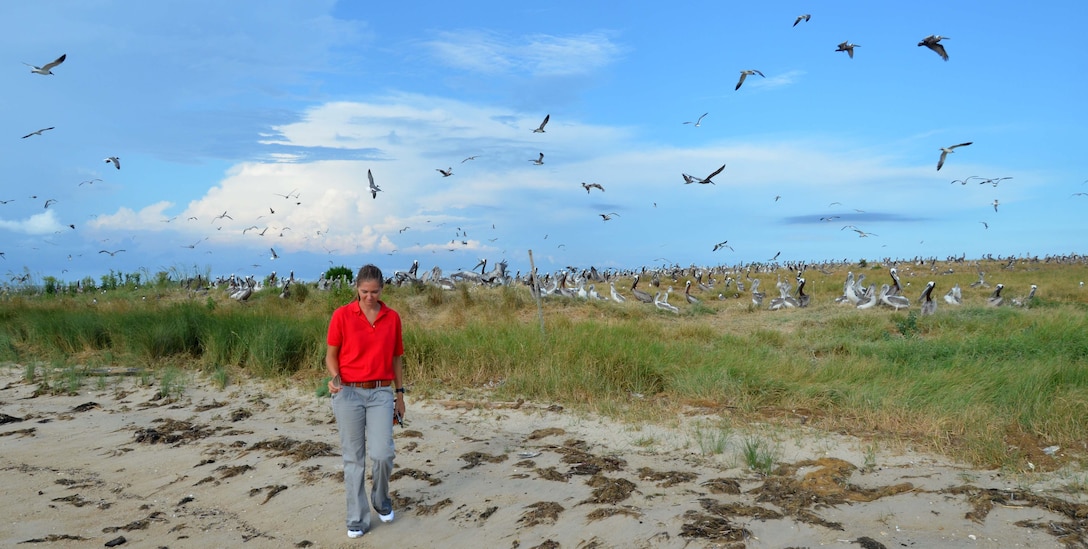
[326,264,406,539]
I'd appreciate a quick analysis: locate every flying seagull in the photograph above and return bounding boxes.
[24,53,66,75]
[79,178,101,186]
[793,14,811,27]
[270,248,279,260]
[993,199,1000,212]
[581,182,604,193]
[530,152,544,165]
[980,221,989,229]
[461,155,479,163]
[835,41,860,58]
[436,167,453,177]
[683,163,726,185]
[367,169,381,199]
[936,142,972,171]
[98,249,125,256]
[735,69,764,90]
[918,35,950,61]
[43,199,57,209]
[22,127,55,139]
[599,213,620,221]
[104,156,121,170]
[712,240,733,252]
[683,113,708,126]
[533,114,550,133]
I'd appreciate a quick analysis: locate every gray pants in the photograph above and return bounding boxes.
[332,386,395,532]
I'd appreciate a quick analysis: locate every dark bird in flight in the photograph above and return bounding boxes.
[835,41,860,58]
[683,113,708,126]
[436,167,453,177]
[599,213,620,221]
[712,241,733,252]
[24,53,66,75]
[918,35,950,61]
[461,155,479,163]
[530,152,544,165]
[793,14,810,27]
[581,182,604,193]
[682,163,726,185]
[99,249,126,256]
[533,114,550,133]
[104,156,121,170]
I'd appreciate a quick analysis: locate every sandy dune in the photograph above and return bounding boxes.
[1,365,1084,548]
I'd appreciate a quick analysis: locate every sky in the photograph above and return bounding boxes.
[1,1,1086,285]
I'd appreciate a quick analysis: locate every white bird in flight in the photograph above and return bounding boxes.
[735,69,764,90]
[683,113,708,126]
[24,53,66,75]
[793,14,811,27]
[22,127,55,139]
[104,156,121,170]
[367,169,381,199]
[530,152,544,165]
[533,114,550,133]
[936,142,971,171]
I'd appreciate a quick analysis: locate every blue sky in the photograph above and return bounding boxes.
[2,1,1086,284]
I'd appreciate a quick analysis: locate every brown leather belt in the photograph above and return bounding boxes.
[342,379,393,389]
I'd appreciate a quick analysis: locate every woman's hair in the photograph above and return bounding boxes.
[355,264,384,288]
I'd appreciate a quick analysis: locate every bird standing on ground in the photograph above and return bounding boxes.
[368,169,381,199]
[735,69,765,90]
[105,156,121,170]
[987,283,1005,306]
[533,114,550,133]
[919,281,937,316]
[918,35,950,61]
[835,41,860,58]
[936,142,972,170]
[24,54,66,75]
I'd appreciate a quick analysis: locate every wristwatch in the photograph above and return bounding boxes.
[395,387,406,394]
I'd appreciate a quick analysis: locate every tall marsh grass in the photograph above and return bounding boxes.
[1,259,1087,467]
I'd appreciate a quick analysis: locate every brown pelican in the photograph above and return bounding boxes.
[769,279,799,310]
[944,283,963,305]
[835,41,860,58]
[888,267,903,296]
[654,290,680,314]
[987,283,1005,307]
[936,142,972,171]
[918,35,950,61]
[856,284,878,309]
[919,281,937,316]
[712,240,733,252]
[436,167,453,177]
[684,280,700,304]
[533,114,550,133]
[609,281,626,302]
[796,277,810,308]
[750,278,765,307]
[1012,284,1037,307]
[735,69,765,90]
[24,53,66,75]
[793,14,811,27]
[630,275,653,303]
[879,284,911,310]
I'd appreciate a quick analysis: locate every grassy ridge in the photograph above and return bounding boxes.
[2,260,1087,468]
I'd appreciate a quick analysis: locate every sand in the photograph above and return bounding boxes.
[1,364,1084,549]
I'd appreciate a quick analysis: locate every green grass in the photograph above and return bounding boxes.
[1,259,1087,468]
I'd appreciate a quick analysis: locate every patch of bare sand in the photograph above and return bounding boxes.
[1,365,1084,548]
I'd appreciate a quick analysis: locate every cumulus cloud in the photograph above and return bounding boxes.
[0,210,65,235]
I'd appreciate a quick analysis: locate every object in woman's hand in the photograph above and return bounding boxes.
[394,410,406,427]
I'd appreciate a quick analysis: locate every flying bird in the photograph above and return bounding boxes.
[980,221,989,229]
[368,169,381,199]
[461,155,479,163]
[79,178,101,186]
[533,114,550,133]
[712,241,733,252]
[270,248,279,260]
[936,142,972,171]
[24,53,66,75]
[436,167,453,177]
[793,14,811,27]
[835,41,860,58]
[599,213,620,221]
[21,127,55,139]
[104,156,121,170]
[918,35,950,61]
[99,249,125,256]
[213,211,232,223]
[43,199,57,209]
[682,163,726,185]
[581,182,604,193]
[530,152,544,165]
[993,199,1000,212]
[683,112,708,126]
[735,69,765,90]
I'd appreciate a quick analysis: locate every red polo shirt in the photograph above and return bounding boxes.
[327,300,404,383]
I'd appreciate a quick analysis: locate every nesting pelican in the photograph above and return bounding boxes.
[735,69,765,90]
[24,53,66,75]
[936,142,972,171]
[919,281,937,316]
[944,283,962,305]
[987,283,1005,307]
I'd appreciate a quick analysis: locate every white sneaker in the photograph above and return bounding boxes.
[347,529,365,538]
[379,510,395,523]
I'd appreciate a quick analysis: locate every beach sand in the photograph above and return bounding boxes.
[1,364,1084,548]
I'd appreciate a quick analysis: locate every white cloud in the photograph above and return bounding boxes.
[0,210,65,235]
[424,30,622,77]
